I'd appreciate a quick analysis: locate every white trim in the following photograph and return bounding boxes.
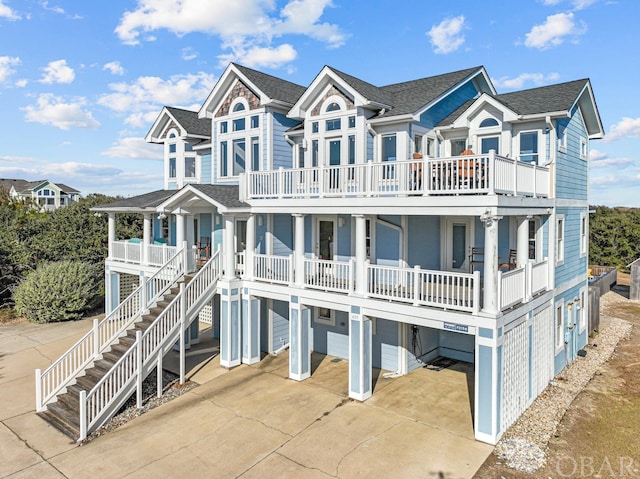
[580,211,588,258]
[441,217,474,272]
[555,299,564,354]
[314,306,335,326]
[580,136,588,160]
[578,286,587,333]
[555,214,565,266]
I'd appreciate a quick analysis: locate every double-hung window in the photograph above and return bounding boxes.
[520,132,539,164]
[556,215,565,265]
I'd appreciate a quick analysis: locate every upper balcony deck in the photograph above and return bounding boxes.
[242,152,550,203]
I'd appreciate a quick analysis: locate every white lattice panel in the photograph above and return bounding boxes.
[119,273,140,303]
[532,306,554,398]
[502,320,529,431]
[199,302,213,324]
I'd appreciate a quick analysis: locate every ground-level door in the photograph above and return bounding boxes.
[443,217,473,273]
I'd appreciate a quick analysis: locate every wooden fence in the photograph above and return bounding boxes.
[630,258,640,301]
[587,265,618,334]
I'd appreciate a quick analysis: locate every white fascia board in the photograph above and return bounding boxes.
[519,111,568,121]
[367,114,414,126]
[146,107,188,143]
[451,94,519,128]
[571,82,604,138]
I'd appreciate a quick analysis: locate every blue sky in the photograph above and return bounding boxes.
[0,0,638,206]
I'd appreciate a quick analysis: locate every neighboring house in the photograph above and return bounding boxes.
[0,178,80,211]
[37,63,603,445]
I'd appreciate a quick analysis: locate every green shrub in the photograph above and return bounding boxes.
[14,261,100,323]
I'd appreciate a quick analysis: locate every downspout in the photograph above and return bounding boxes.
[435,128,444,157]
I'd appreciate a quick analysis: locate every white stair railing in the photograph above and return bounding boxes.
[79,251,222,440]
[35,245,187,412]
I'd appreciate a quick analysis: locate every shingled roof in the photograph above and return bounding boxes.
[165,107,211,137]
[378,66,483,118]
[0,178,79,194]
[494,79,589,116]
[234,63,306,106]
[328,66,394,107]
[191,184,247,209]
[92,189,176,211]
[436,79,593,127]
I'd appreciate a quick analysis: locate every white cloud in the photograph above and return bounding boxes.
[115,0,345,69]
[492,72,560,89]
[218,43,297,69]
[103,61,125,76]
[606,117,640,142]
[427,16,466,54]
[40,1,83,19]
[0,55,20,82]
[181,47,198,61]
[540,0,597,9]
[39,59,75,84]
[101,137,162,160]
[524,12,587,50]
[97,72,215,127]
[590,157,634,168]
[588,148,607,161]
[0,0,20,20]
[15,78,28,87]
[22,93,100,130]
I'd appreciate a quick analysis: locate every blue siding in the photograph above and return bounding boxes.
[213,213,223,252]
[272,112,298,170]
[304,215,313,256]
[553,283,588,374]
[555,107,588,200]
[336,214,351,260]
[372,319,398,371]
[477,345,493,435]
[407,326,439,371]
[419,81,480,129]
[555,207,588,286]
[439,330,474,363]
[407,216,440,269]
[272,300,289,350]
[167,181,177,190]
[153,217,162,241]
[169,216,176,246]
[200,152,212,184]
[366,132,374,161]
[200,213,212,243]
[313,310,349,359]
[272,214,293,256]
[376,216,401,266]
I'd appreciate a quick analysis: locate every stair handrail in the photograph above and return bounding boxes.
[36,245,187,412]
[80,251,222,439]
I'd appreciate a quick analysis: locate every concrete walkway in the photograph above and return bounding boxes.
[0,319,492,478]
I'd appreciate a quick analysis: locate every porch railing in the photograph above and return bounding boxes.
[35,245,187,412]
[253,254,292,284]
[235,252,245,276]
[303,258,354,293]
[498,259,550,310]
[366,263,481,313]
[109,240,178,267]
[244,152,549,200]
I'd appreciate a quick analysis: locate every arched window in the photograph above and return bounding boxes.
[325,102,341,112]
[232,103,246,112]
[479,118,499,128]
[168,132,176,138]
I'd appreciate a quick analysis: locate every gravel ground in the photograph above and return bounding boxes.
[494,291,633,473]
[81,367,198,444]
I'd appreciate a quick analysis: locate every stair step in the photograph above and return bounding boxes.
[42,402,81,438]
[75,374,99,391]
[55,392,80,413]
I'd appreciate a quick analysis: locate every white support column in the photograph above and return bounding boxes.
[516,216,530,268]
[354,214,367,296]
[289,296,310,381]
[186,214,195,249]
[293,214,305,287]
[481,212,502,315]
[245,214,256,280]
[241,292,261,364]
[176,213,186,247]
[220,282,241,368]
[104,269,112,315]
[223,215,236,279]
[349,306,372,401]
[108,213,116,258]
[142,213,152,265]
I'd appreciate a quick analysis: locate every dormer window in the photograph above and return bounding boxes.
[479,118,499,128]
[326,102,341,112]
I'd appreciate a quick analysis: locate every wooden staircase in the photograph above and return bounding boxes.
[38,284,183,439]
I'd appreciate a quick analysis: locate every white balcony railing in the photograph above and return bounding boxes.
[253,254,292,284]
[303,258,354,293]
[235,251,245,276]
[110,240,178,267]
[244,152,550,200]
[498,259,550,310]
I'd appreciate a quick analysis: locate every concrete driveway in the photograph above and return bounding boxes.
[0,319,492,478]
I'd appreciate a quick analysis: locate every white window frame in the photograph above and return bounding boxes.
[315,306,335,326]
[306,94,355,169]
[518,129,541,165]
[555,300,565,353]
[218,99,263,180]
[556,215,565,266]
[578,287,587,333]
[580,137,588,160]
[557,123,567,152]
[580,212,588,258]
